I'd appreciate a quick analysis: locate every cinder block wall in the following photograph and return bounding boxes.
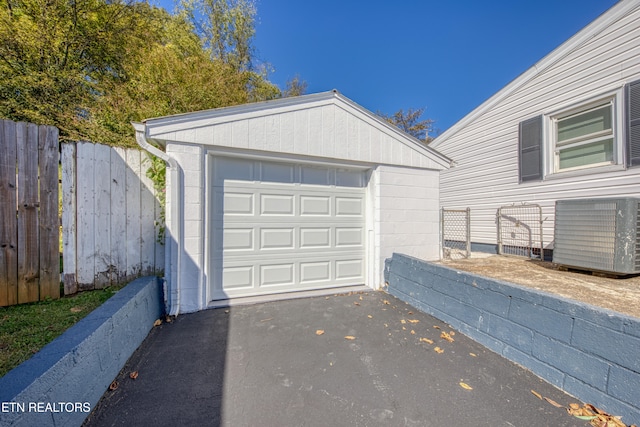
[0,276,163,427]
[386,253,640,426]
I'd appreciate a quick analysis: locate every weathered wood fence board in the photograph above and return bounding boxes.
[0,119,59,306]
[62,142,163,293]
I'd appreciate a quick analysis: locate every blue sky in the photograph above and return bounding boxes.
[160,0,619,135]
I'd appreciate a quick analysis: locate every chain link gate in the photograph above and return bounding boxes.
[497,203,544,259]
[441,208,470,259]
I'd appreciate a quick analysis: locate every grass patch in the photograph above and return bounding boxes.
[0,286,123,377]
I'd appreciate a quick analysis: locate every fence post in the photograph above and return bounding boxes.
[0,120,18,306]
[465,207,471,258]
[62,142,78,295]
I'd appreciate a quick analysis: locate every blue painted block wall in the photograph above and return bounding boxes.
[0,276,163,427]
[387,253,640,426]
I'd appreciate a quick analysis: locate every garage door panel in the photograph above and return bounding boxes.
[261,162,295,183]
[335,227,364,247]
[335,197,363,216]
[261,194,295,215]
[300,261,331,283]
[260,228,294,250]
[222,266,254,289]
[300,196,331,216]
[222,228,254,251]
[300,227,331,248]
[260,264,295,287]
[223,192,254,215]
[215,157,254,181]
[336,259,364,280]
[211,158,366,300]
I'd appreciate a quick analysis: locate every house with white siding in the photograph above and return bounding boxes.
[431,0,640,256]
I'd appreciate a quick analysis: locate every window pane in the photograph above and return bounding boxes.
[558,139,613,169]
[557,105,612,143]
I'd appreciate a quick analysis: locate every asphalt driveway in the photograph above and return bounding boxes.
[84,291,585,426]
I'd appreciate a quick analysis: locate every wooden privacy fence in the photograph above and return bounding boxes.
[62,142,164,294]
[0,119,60,306]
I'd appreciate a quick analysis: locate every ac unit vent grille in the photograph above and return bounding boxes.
[553,198,640,275]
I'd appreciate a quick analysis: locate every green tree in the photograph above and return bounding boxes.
[0,0,160,140]
[379,107,436,143]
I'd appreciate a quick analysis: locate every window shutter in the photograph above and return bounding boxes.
[519,115,543,182]
[626,79,640,167]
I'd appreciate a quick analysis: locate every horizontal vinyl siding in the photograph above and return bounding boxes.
[438,5,640,247]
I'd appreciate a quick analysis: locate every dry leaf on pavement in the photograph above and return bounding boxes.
[109,380,118,391]
[316,330,325,335]
[434,347,444,354]
[440,332,455,342]
[129,371,139,380]
[459,382,473,390]
[420,338,434,344]
[344,336,356,340]
[531,390,543,400]
[153,319,162,327]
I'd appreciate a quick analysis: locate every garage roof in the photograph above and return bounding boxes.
[143,90,451,171]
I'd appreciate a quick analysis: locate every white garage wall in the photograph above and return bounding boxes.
[374,165,441,283]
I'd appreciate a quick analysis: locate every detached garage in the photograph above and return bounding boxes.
[134,91,450,314]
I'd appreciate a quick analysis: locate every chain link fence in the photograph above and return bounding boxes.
[497,203,544,259]
[441,208,470,259]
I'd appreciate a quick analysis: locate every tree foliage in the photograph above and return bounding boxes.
[379,107,436,143]
[0,0,281,146]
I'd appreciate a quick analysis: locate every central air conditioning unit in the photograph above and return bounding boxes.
[553,198,640,275]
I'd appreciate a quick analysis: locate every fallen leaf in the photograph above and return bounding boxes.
[408,311,413,315]
[400,319,406,324]
[434,347,444,354]
[316,330,325,335]
[469,353,477,357]
[384,323,388,328]
[543,397,564,408]
[224,310,230,314]
[440,332,455,342]
[433,325,441,330]
[260,318,273,322]
[420,338,434,344]
[70,307,82,313]
[407,319,420,324]
[153,319,162,327]
[402,326,407,330]
[410,330,416,335]
[129,371,139,380]
[383,300,390,305]
[573,415,597,421]
[354,302,360,306]
[569,403,580,410]
[344,336,356,340]
[449,331,456,336]
[531,390,543,400]
[359,296,363,300]
[165,316,173,323]
[459,382,473,390]
[367,315,373,319]
[109,380,118,391]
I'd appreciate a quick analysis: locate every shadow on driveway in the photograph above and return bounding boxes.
[84,291,583,426]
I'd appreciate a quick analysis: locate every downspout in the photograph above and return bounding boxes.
[133,122,182,316]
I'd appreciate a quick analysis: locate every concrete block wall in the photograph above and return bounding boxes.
[0,276,163,427]
[386,253,640,426]
[375,166,440,263]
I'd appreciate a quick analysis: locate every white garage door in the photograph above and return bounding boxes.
[210,157,367,300]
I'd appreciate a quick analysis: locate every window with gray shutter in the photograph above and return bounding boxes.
[626,79,640,167]
[519,115,543,182]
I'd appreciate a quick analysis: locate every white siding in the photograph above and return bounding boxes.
[436,4,640,248]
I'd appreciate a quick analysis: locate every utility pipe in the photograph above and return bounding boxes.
[133,122,182,316]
